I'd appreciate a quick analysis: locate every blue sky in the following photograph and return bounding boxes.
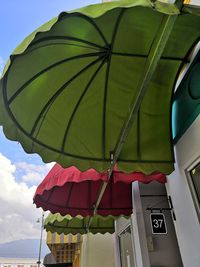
[0,0,100,60]
[0,0,100,245]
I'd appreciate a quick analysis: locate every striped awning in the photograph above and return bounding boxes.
[47,232,82,245]
[46,231,82,265]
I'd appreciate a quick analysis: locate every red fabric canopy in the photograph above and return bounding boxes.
[33,164,166,216]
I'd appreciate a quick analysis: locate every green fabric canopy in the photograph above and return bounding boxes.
[0,0,200,174]
[44,213,124,234]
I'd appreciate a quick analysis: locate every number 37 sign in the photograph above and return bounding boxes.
[150,213,167,234]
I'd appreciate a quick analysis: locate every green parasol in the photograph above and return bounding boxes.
[44,213,125,234]
[0,0,200,174]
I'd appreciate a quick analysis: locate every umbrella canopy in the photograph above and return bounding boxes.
[44,213,121,234]
[33,163,166,216]
[34,168,132,216]
[1,0,200,173]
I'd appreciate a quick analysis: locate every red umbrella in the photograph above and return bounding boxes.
[33,164,166,216]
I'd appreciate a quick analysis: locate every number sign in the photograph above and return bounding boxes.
[150,213,167,234]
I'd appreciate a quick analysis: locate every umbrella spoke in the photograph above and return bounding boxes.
[112,51,187,62]
[137,110,141,160]
[29,36,104,50]
[64,183,74,210]
[30,54,105,139]
[102,9,125,158]
[61,56,107,152]
[24,41,102,55]
[71,13,109,47]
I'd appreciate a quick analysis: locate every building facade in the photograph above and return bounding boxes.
[113,36,200,267]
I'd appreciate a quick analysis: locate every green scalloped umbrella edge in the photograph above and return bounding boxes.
[44,213,129,235]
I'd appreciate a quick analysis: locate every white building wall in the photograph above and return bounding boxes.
[115,181,183,267]
[166,115,200,267]
[80,233,115,267]
[131,183,150,267]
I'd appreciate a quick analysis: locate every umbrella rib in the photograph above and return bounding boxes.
[116,159,173,163]
[137,109,141,160]
[64,183,74,211]
[29,36,104,50]
[57,12,108,46]
[24,42,101,55]
[102,9,125,159]
[112,51,187,62]
[43,186,56,204]
[60,56,107,153]
[74,13,109,46]
[8,52,102,105]
[92,12,178,217]
[30,55,104,138]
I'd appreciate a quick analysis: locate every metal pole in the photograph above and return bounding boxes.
[91,12,179,219]
[37,212,44,267]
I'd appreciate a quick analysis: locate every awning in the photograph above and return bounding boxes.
[46,231,81,265]
[45,213,122,235]
[46,231,82,245]
[33,164,166,216]
[34,170,133,216]
[1,1,200,174]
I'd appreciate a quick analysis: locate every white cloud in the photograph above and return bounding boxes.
[15,161,54,184]
[0,153,49,243]
[22,172,45,184]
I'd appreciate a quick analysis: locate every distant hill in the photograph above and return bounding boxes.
[0,239,50,258]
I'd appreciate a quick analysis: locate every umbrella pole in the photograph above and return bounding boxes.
[89,8,181,226]
[37,212,45,267]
